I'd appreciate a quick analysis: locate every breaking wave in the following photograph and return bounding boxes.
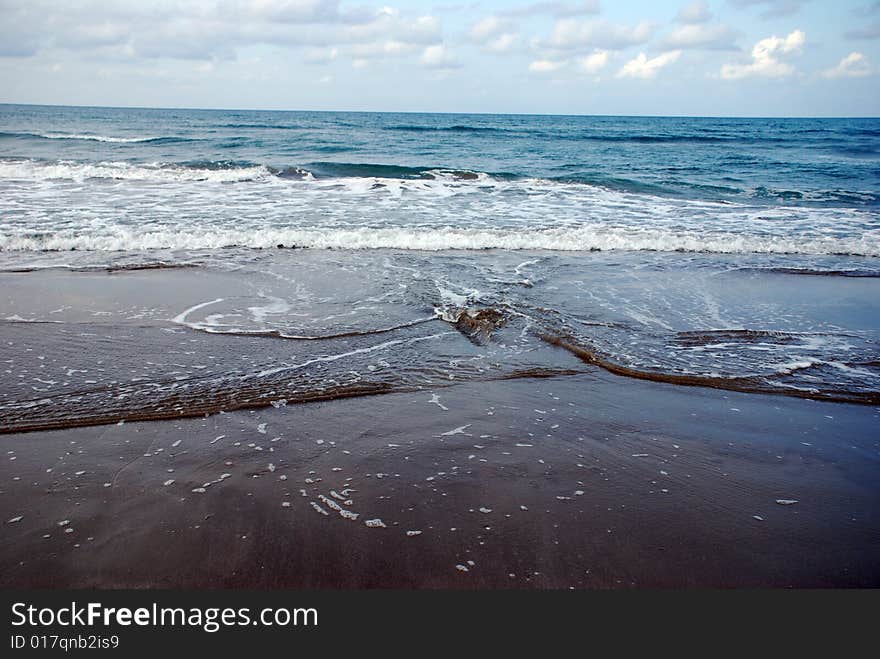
[0,159,273,182]
[0,131,194,144]
[538,333,880,406]
[1,157,874,207]
[1,225,877,256]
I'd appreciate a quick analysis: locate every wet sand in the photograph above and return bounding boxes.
[1,257,878,588]
[2,371,878,588]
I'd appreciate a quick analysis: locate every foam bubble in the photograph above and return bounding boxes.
[1,225,876,256]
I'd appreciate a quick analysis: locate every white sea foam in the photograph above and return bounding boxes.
[773,359,821,375]
[37,133,163,143]
[0,159,271,183]
[1,225,875,256]
[171,298,225,325]
[1,158,877,256]
[249,332,451,380]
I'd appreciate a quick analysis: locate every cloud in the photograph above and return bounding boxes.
[576,49,609,74]
[337,14,442,48]
[351,40,418,59]
[728,0,809,19]
[676,0,712,24]
[469,16,513,42]
[617,50,681,79]
[664,24,738,50]
[540,18,655,52]
[822,52,873,78]
[242,0,349,24]
[484,33,520,53]
[0,1,443,63]
[502,1,601,18]
[420,44,460,69]
[468,15,520,53]
[527,48,609,76]
[720,29,805,79]
[528,59,565,73]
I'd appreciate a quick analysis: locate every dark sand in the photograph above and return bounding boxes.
[1,260,879,588]
[2,371,878,588]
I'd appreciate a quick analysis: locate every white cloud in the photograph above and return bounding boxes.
[664,24,738,50]
[468,16,519,53]
[576,49,609,74]
[340,14,441,48]
[420,44,460,69]
[822,52,873,78]
[351,40,417,59]
[528,59,564,73]
[0,1,443,63]
[242,0,347,24]
[469,16,513,42]
[617,50,681,79]
[720,29,804,79]
[676,0,712,24]
[485,33,520,53]
[541,18,655,52]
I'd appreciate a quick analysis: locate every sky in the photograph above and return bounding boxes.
[0,0,878,116]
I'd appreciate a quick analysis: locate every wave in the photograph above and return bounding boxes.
[385,124,509,135]
[0,158,501,184]
[539,333,879,406]
[547,174,873,202]
[175,307,440,340]
[302,161,499,181]
[562,133,736,144]
[218,122,302,130]
[751,187,879,205]
[551,174,671,195]
[1,158,874,207]
[0,159,273,182]
[0,381,400,434]
[735,267,880,278]
[0,131,194,144]
[382,125,749,143]
[672,329,819,346]
[0,363,592,434]
[0,261,201,273]
[2,225,877,256]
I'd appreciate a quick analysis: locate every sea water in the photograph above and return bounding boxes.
[0,105,877,431]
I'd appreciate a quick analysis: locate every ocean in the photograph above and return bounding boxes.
[1,104,879,588]
[0,104,878,430]
[1,105,879,253]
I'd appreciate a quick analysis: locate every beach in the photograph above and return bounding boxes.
[1,259,878,588]
[2,351,877,588]
[0,107,878,588]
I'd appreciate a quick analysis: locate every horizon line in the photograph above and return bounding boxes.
[1,101,877,120]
